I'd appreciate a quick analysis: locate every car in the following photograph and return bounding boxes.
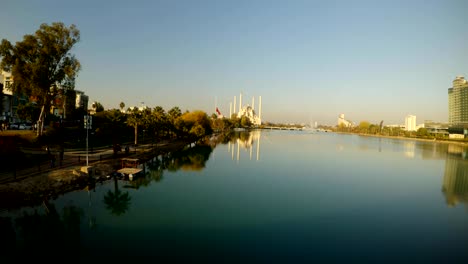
[9,123,20,130]
[19,123,32,130]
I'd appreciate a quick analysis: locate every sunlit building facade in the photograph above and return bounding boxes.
[405,115,416,131]
[448,76,468,128]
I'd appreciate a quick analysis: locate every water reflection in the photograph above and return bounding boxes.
[103,176,131,216]
[1,202,84,262]
[3,131,468,261]
[442,144,468,207]
[227,130,261,162]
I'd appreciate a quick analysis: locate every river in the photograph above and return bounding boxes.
[1,130,468,263]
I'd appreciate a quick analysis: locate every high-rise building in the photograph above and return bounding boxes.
[448,76,468,128]
[405,115,416,131]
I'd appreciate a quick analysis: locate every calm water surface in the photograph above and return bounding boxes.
[2,130,468,263]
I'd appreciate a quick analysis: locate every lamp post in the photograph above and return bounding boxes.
[84,115,92,166]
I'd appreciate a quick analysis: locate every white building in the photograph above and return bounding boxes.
[233,94,262,126]
[338,114,353,127]
[405,115,417,131]
[75,90,89,110]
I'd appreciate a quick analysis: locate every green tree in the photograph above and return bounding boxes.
[0,22,81,136]
[126,107,141,145]
[92,101,104,112]
[119,101,125,112]
[152,106,167,139]
[240,116,252,128]
[16,102,40,122]
[176,110,213,140]
[417,127,429,137]
[358,121,370,133]
[167,106,182,138]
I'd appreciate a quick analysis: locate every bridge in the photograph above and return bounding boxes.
[262,126,304,131]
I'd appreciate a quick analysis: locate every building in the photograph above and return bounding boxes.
[448,76,468,131]
[424,120,449,136]
[1,70,89,121]
[405,115,416,131]
[232,94,262,126]
[0,71,28,123]
[337,114,353,127]
[75,90,89,110]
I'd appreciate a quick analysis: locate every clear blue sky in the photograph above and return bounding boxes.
[1,0,467,125]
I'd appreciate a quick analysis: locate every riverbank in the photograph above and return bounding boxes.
[0,139,192,210]
[336,131,468,147]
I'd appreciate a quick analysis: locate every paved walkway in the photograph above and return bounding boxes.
[0,142,172,184]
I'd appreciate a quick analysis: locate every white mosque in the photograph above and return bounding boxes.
[338,113,354,127]
[228,93,262,126]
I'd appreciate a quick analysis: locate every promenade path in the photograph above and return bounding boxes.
[0,141,177,184]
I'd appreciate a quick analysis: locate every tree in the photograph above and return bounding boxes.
[167,106,182,138]
[240,116,252,128]
[176,110,213,140]
[358,121,370,133]
[92,101,104,112]
[16,102,40,122]
[126,107,141,145]
[0,22,81,136]
[0,83,3,117]
[417,127,429,137]
[119,102,125,112]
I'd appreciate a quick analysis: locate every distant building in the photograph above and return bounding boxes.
[0,71,28,123]
[232,94,262,126]
[405,115,417,131]
[1,71,89,121]
[448,76,468,128]
[237,105,261,126]
[75,90,89,110]
[337,114,353,127]
[424,120,449,136]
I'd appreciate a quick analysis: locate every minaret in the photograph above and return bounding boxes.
[239,92,242,113]
[258,96,262,120]
[229,102,232,118]
[233,96,236,114]
[252,96,255,111]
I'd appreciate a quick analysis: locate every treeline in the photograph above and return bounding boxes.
[39,105,252,149]
[334,121,447,139]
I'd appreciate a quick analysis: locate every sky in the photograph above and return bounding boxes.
[1,0,467,125]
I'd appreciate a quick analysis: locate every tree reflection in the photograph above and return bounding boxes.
[103,176,131,216]
[10,201,83,262]
[166,144,213,172]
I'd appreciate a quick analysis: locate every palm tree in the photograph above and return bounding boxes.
[126,108,141,145]
[119,102,125,112]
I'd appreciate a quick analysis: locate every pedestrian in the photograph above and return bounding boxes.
[50,154,56,168]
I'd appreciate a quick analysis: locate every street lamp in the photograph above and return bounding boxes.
[84,115,92,166]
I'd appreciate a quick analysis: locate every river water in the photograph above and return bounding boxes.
[2,130,468,263]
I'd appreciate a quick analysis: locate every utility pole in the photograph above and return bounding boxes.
[84,115,92,166]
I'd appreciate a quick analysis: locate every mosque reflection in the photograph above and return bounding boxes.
[227,130,261,162]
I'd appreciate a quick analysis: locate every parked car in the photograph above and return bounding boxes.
[9,123,20,130]
[19,123,32,130]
